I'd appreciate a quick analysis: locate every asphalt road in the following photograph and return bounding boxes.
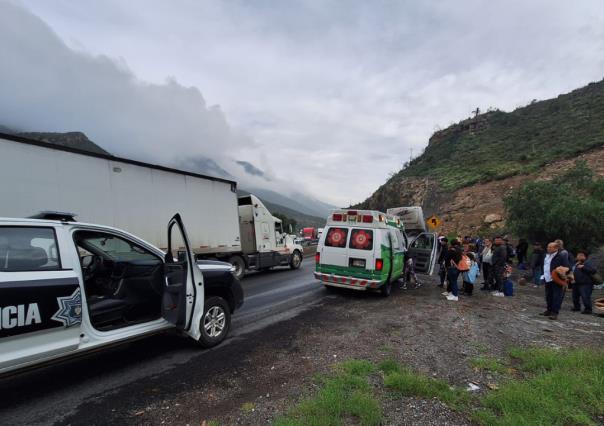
[0,260,324,425]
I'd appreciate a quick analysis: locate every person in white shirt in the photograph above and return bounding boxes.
[540,241,570,320]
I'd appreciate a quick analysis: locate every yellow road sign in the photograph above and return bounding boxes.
[426,215,442,229]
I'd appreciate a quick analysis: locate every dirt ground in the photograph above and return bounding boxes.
[66,275,604,426]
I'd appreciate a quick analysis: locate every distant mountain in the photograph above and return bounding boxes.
[1,126,109,155]
[180,156,234,180]
[237,189,326,229]
[236,160,269,180]
[246,187,334,218]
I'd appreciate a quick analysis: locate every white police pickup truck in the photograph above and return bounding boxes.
[0,213,244,376]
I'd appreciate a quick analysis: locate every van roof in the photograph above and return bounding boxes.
[326,209,405,231]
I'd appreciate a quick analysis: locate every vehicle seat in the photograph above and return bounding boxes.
[87,297,128,328]
[6,245,48,270]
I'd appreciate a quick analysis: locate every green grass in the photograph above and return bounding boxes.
[474,347,604,425]
[274,360,381,426]
[379,359,471,410]
[275,349,604,426]
[470,356,508,374]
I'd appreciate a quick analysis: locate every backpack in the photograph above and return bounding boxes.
[456,254,471,272]
[591,272,603,286]
[462,261,479,284]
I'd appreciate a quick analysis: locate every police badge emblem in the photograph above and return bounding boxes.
[51,288,83,327]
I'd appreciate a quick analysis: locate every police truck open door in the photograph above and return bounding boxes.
[162,214,205,340]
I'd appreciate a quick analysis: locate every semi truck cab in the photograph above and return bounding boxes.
[227,195,304,278]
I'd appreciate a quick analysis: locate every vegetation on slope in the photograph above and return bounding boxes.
[377,79,604,197]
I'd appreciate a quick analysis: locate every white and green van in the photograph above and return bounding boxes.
[314,209,437,296]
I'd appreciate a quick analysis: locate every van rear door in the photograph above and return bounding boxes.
[320,226,350,268]
[407,232,438,275]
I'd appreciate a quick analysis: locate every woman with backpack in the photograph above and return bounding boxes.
[444,239,465,301]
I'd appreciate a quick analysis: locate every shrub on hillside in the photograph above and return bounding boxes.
[504,161,604,251]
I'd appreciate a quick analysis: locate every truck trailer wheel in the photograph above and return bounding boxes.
[290,250,302,270]
[197,296,231,348]
[228,255,246,280]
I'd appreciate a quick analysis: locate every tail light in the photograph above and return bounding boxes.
[315,252,321,264]
[375,259,383,271]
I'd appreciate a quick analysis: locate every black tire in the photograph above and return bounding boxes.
[197,296,231,348]
[290,250,302,270]
[380,281,392,297]
[228,255,246,280]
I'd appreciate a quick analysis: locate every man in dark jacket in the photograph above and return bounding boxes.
[541,241,571,320]
[444,239,463,301]
[571,250,597,314]
[491,236,507,296]
[437,237,449,288]
[529,242,545,287]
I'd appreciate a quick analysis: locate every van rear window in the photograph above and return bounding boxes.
[349,229,373,250]
[325,227,348,248]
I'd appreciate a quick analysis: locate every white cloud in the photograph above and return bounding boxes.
[7,0,604,206]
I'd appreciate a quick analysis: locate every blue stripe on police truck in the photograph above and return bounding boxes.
[0,278,81,338]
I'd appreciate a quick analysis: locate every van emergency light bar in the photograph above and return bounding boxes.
[328,209,404,230]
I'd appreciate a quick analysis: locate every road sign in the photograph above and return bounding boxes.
[426,215,442,229]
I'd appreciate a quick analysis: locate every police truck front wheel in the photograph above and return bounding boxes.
[290,250,302,270]
[197,296,231,348]
[228,255,246,280]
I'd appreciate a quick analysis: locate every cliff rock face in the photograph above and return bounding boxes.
[363,146,604,235]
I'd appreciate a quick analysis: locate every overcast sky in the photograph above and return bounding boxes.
[3,1,604,205]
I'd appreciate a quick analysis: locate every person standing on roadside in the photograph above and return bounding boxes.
[555,239,574,266]
[480,238,493,291]
[571,251,597,315]
[541,241,570,320]
[516,239,529,269]
[444,239,463,301]
[529,242,545,287]
[491,236,507,297]
[437,237,449,288]
[504,238,515,264]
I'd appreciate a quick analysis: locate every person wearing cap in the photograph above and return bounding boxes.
[571,250,597,314]
[541,241,570,320]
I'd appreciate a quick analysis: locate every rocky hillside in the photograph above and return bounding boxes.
[0,127,109,155]
[357,79,604,234]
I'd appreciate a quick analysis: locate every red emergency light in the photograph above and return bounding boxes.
[375,259,383,271]
[332,213,343,221]
[347,210,357,216]
[362,215,373,223]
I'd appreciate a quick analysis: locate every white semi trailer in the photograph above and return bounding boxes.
[0,133,303,279]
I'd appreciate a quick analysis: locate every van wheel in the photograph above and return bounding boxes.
[380,281,392,297]
[197,296,231,348]
[290,250,302,270]
[228,255,246,280]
